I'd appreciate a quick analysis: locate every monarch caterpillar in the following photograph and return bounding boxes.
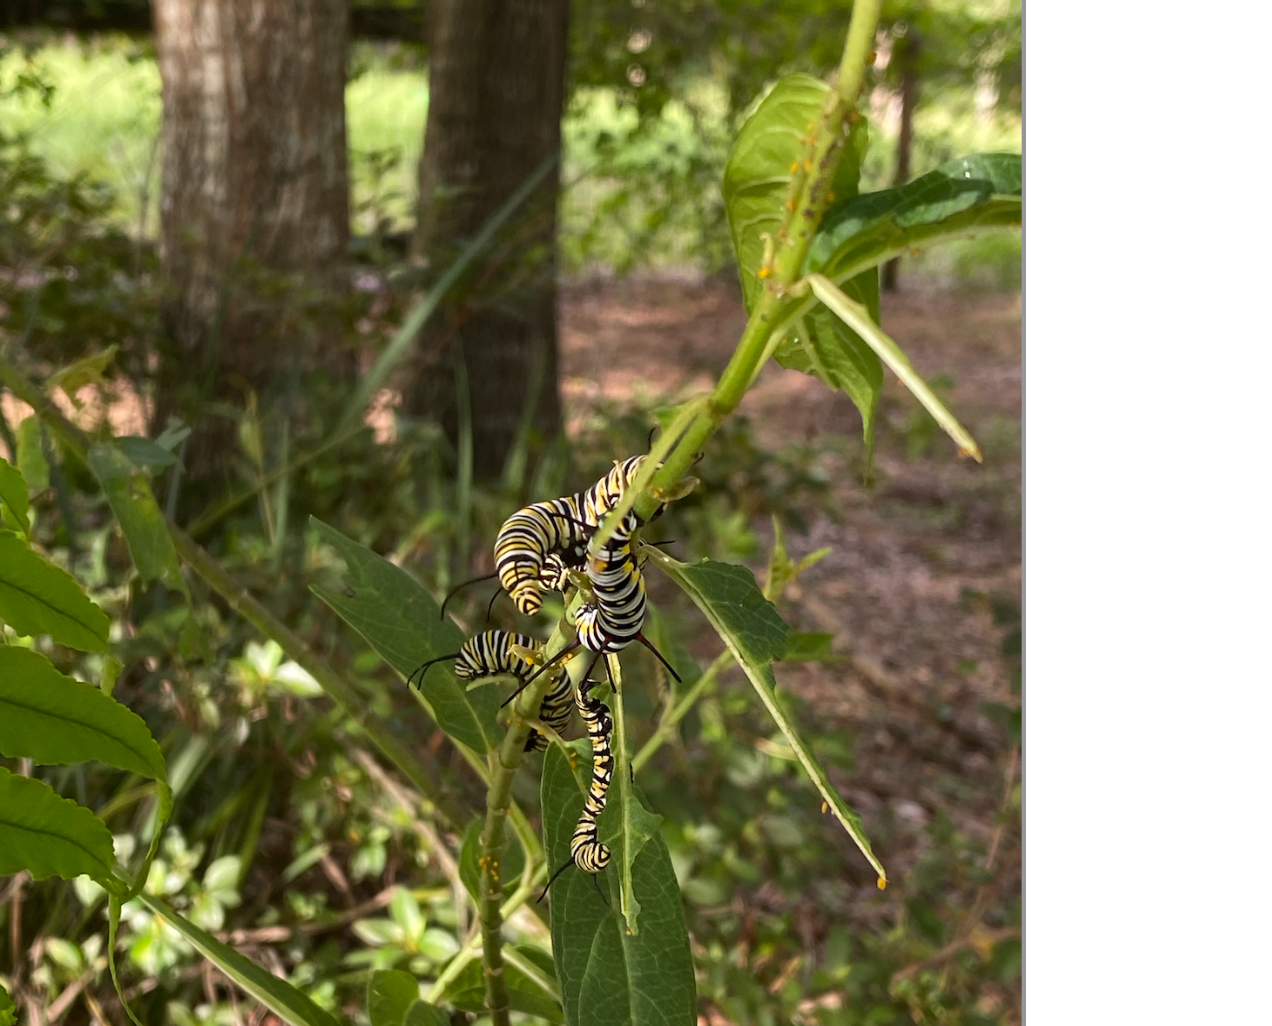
[540,681,615,899]
[510,506,680,705]
[486,455,663,618]
[409,631,571,753]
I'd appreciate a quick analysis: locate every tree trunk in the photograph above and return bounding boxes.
[882,31,919,294]
[404,0,568,482]
[152,0,350,495]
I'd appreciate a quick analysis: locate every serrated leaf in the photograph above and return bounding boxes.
[132,892,341,1026]
[445,944,564,1024]
[459,817,525,905]
[722,73,881,449]
[0,647,166,781]
[88,443,188,594]
[0,457,30,538]
[806,152,1022,282]
[308,517,500,753]
[649,549,885,886]
[0,531,110,651]
[0,766,116,884]
[541,743,695,1026]
[368,969,420,1026]
[0,982,14,1026]
[47,345,118,405]
[15,417,49,493]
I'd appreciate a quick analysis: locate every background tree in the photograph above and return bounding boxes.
[404,0,569,482]
[151,0,351,495]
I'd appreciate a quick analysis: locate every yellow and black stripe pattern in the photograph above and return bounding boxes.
[570,684,614,874]
[576,509,647,656]
[452,631,572,752]
[493,456,661,618]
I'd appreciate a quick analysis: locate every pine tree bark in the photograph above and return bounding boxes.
[152,0,350,492]
[405,0,568,481]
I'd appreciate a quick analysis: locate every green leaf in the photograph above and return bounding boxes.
[663,558,787,664]
[403,1000,450,1026]
[0,531,110,651]
[459,818,525,905]
[116,436,181,470]
[0,647,166,780]
[0,766,116,885]
[445,944,564,1024]
[308,517,500,753]
[87,443,188,594]
[0,457,31,538]
[15,417,49,493]
[47,345,118,404]
[781,632,836,662]
[806,152,1022,282]
[774,274,882,456]
[649,549,886,886]
[131,892,342,1026]
[722,73,882,450]
[808,273,982,460]
[368,969,420,1026]
[723,75,865,314]
[0,982,14,1026]
[541,743,695,1026]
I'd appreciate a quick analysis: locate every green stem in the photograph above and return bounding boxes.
[631,649,733,774]
[631,3,881,521]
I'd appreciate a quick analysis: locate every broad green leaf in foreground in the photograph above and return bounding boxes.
[648,550,886,885]
[368,969,422,1026]
[722,72,883,450]
[131,892,341,1026]
[88,442,188,593]
[0,647,166,780]
[806,152,1022,283]
[600,661,664,934]
[541,743,695,1026]
[809,273,982,461]
[444,945,563,1024]
[0,981,14,1026]
[0,456,30,538]
[0,766,116,885]
[0,531,110,651]
[308,517,500,754]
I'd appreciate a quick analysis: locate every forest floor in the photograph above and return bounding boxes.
[560,275,1023,955]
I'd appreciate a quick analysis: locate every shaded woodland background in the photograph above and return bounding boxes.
[0,1,1021,1023]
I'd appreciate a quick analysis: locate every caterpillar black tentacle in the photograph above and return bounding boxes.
[428,631,572,753]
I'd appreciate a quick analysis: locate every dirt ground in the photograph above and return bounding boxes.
[560,276,1022,930]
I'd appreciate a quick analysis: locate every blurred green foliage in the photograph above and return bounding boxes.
[0,9,1019,1021]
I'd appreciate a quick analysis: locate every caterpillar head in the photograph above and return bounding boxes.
[510,581,543,616]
